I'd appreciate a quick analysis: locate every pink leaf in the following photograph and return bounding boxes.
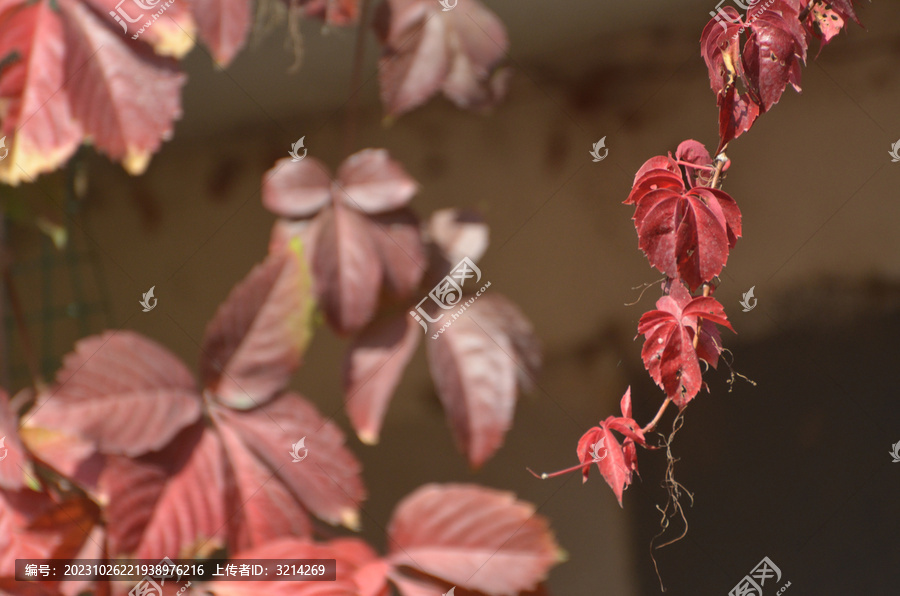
[0,390,32,490]
[313,204,384,335]
[427,208,489,270]
[335,148,418,214]
[366,209,427,300]
[100,423,228,559]
[190,0,253,66]
[201,246,314,409]
[60,0,185,174]
[387,484,559,596]
[0,1,81,185]
[211,392,366,530]
[343,314,421,445]
[23,332,201,457]
[263,157,334,219]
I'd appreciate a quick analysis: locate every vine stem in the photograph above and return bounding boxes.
[641,397,671,434]
[344,0,373,156]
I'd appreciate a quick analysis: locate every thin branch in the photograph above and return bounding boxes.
[641,397,671,434]
[344,0,373,156]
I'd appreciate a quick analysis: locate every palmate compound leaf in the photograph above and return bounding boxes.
[426,294,540,469]
[262,149,425,335]
[373,0,509,117]
[387,484,560,596]
[200,243,315,409]
[575,388,645,507]
[626,152,741,290]
[637,281,734,408]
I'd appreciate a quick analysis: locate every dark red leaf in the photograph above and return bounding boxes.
[387,484,560,595]
[201,246,314,409]
[700,6,743,96]
[628,160,742,289]
[717,86,760,151]
[23,332,201,457]
[674,139,713,188]
[637,282,734,407]
[740,0,807,111]
[343,314,421,445]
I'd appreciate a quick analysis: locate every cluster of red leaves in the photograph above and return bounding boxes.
[0,0,358,185]
[0,242,559,594]
[701,0,860,151]
[263,148,540,468]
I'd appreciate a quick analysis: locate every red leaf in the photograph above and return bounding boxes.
[23,331,201,457]
[628,157,742,289]
[717,86,760,151]
[637,282,734,407]
[740,0,807,111]
[189,0,252,66]
[343,314,421,445]
[807,2,846,45]
[0,489,97,576]
[674,139,713,188]
[335,149,418,214]
[216,419,313,551]
[426,294,539,468]
[314,203,384,334]
[0,1,81,185]
[211,392,366,531]
[100,423,228,559]
[375,0,508,117]
[294,0,360,26]
[201,246,314,409]
[576,423,634,507]
[700,6,743,96]
[387,484,559,595]
[60,0,185,173]
[0,390,33,490]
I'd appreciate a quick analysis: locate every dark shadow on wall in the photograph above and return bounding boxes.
[628,278,900,595]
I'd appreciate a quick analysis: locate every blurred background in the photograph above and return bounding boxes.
[2,0,900,593]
